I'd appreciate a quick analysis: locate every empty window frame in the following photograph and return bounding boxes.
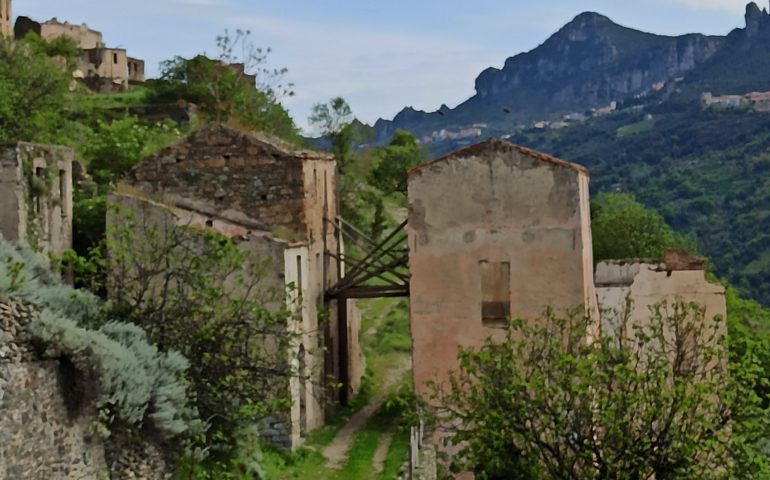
[480,260,511,326]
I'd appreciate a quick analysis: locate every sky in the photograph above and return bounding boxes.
[16,0,749,133]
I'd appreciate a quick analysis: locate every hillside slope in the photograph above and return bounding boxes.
[373,10,723,142]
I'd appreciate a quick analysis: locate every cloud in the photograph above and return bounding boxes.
[657,0,749,15]
[209,13,507,132]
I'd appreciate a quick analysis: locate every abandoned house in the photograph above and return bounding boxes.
[1,0,10,37]
[406,139,598,401]
[14,15,145,92]
[108,123,364,448]
[595,249,727,348]
[0,142,73,257]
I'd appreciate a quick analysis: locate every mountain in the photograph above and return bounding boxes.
[370,2,770,305]
[683,3,770,95]
[373,10,725,143]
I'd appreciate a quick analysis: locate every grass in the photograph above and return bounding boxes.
[378,428,409,480]
[75,86,150,110]
[616,120,653,138]
[336,404,395,478]
[262,294,413,479]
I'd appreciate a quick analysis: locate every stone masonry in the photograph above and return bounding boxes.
[0,299,109,480]
[0,0,10,37]
[0,142,73,257]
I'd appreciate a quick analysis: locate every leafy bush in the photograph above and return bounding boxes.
[0,239,204,450]
[0,36,77,142]
[82,116,181,183]
[434,304,770,479]
[591,192,695,262]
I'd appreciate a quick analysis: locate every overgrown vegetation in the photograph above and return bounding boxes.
[434,304,769,479]
[0,240,205,454]
[73,205,301,471]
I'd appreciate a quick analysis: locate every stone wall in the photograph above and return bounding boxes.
[0,142,73,256]
[126,124,334,239]
[0,298,174,479]
[0,299,109,480]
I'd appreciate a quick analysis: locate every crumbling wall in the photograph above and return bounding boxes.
[0,299,109,479]
[107,192,299,449]
[407,139,596,400]
[595,250,726,341]
[0,142,73,256]
[127,124,332,238]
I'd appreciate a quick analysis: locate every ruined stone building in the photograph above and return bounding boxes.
[14,16,145,92]
[0,142,73,256]
[0,0,10,37]
[407,139,598,400]
[595,249,727,347]
[108,124,363,447]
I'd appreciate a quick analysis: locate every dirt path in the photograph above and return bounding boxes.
[370,422,397,478]
[322,398,384,469]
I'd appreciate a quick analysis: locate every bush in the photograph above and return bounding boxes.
[0,239,205,452]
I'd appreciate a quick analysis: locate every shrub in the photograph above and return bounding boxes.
[0,239,205,451]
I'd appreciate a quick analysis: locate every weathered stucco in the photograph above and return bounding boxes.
[407,139,596,399]
[595,251,726,343]
[0,142,73,257]
[0,0,10,37]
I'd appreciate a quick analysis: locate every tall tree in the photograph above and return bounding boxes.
[308,97,355,170]
[368,129,425,195]
[591,192,694,262]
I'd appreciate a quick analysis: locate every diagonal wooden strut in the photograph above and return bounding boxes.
[324,216,410,406]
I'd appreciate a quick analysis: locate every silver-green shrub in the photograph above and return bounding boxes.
[0,239,204,444]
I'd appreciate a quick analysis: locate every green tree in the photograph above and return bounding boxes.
[83,116,181,183]
[434,304,769,479]
[103,206,300,469]
[368,130,425,195]
[591,192,694,262]
[309,97,356,170]
[0,36,75,142]
[148,30,298,141]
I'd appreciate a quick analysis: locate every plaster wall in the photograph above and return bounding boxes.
[127,57,145,83]
[91,48,129,88]
[595,260,726,342]
[0,0,10,37]
[407,140,595,399]
[39,20,103,49]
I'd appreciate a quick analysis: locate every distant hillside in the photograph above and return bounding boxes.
[373,10,725,143]
[356,2,770,306]
[684,3,770,95]
[506,102,770,306]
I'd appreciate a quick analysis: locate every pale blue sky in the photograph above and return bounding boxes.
[16,0,749,132]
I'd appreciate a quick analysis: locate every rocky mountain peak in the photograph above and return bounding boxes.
[745,2,770,36]
[555,11,614,42]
